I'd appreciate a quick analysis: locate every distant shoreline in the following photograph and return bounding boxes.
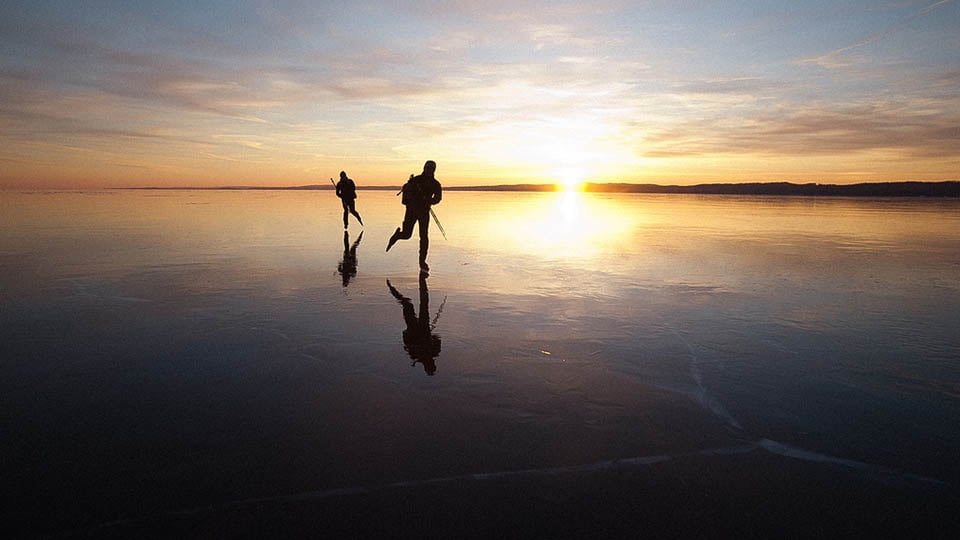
[126,181,960,197]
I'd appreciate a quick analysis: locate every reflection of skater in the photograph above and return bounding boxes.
[337,230,362,287]
[387,275,442,375]
[334,171,363,229]
[386,160,442,273]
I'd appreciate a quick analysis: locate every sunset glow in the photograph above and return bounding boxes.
[1,1,958,189]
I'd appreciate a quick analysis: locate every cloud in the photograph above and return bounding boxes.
[670,77,775,95]
[641,99,960,159]
[799,0,958,69]
[2,0,642,122]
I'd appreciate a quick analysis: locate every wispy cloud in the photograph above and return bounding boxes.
[799,0,958,68]
[642,98,960,159]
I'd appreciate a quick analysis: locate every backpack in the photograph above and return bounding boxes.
[401,176,429,207]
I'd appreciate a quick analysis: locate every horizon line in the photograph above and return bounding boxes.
[109,180,960,197]
[118,179,959,190]
[6,180,959,197]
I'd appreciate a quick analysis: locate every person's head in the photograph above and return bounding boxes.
[340,171,347,179]
[423,160,436,175]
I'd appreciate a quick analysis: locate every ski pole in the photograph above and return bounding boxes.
[430,208,447,240]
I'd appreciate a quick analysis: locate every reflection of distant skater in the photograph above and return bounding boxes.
[386,160,442,273]
[337,230,363,287]
[387,275,442,375]
[334,171,363,229]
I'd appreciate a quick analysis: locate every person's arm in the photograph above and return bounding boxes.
[431,181,442,205]
[335,181,342,198]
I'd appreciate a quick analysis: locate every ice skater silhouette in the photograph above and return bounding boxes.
[334,171,363,229]
[386,160,442,273]
[387,274,442,375]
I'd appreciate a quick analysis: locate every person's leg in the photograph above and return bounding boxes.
[386,207,417,252]
[341,201,349,228]
[348,199,362,225]
[417,210,430,269]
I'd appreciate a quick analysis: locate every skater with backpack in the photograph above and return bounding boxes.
[386,160,443,273]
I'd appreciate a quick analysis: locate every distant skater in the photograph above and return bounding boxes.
[387,275,441,375]
[334,171,363,229]
[386,160,442,272]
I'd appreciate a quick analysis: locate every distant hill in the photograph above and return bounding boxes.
[576,181,960,197]
[131,181,960,197]
[447,181,960,197]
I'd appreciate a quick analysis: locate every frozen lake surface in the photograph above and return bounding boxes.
[2,189,959,537]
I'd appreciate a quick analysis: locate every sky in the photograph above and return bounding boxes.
[1,0,958,188]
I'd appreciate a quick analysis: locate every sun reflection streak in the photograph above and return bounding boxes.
[495,190,636,259]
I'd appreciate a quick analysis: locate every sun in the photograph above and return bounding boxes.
[554,167,585,191]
